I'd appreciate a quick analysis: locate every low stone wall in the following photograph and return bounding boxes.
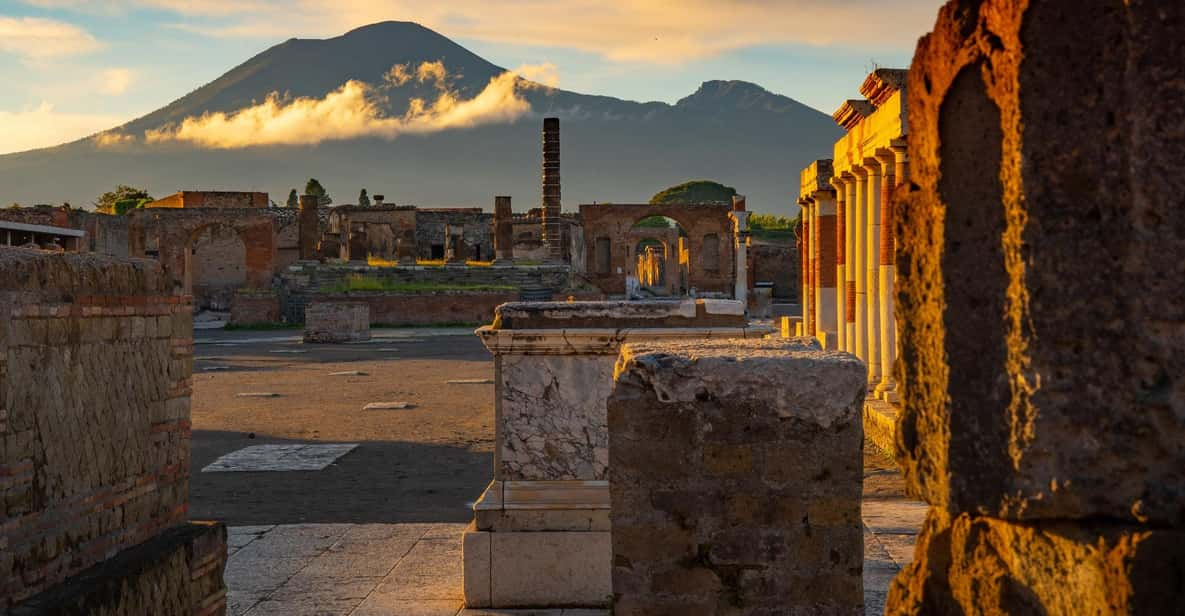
[229,289,281,325]
[0,248,224,613]
[319,290,518,326]
[304,302,370,343]
[276,262,572,324]
[10,522,227,616]
[609,338,866,614]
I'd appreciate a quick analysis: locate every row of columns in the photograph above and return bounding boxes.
[800,147,905,402]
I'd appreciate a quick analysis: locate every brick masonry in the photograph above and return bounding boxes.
[229,290,281,325]
[320,291,518,326]
[304,302,371,343]
[608,338,866,615]
[0,248,225,614]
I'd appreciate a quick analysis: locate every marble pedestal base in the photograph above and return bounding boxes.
[462,480,611,608]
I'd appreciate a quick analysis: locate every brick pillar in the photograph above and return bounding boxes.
[610,338,866,615]
[815,189,838,340]
[493,196,514,264]
[832,177,847,351]
[842,173,857,353]
[852,166,869,365]
[298,194,319,260]
[888,1,1185,612]
[864,158,883,389]
[541,117,562,262]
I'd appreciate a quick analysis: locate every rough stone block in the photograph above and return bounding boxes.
[896,0,1185,523]
[462,526,492,607]
[303,302,370,343]
[887,510,1185,615]
[473,530,611,607]
[609,338,866,615]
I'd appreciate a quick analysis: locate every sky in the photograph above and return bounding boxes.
[0,0,945,155]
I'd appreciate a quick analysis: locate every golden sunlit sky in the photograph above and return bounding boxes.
[1,0,945,155]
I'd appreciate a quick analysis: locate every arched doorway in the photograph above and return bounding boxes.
[628,216,689,296]
[186,224,247,311]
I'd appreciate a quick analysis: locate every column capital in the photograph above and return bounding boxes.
[851,165,869,179]
[812,189,836,202]
[874,147,897,169]
[862,157,884,175]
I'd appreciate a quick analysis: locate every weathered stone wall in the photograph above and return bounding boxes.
[888,0,1185,612]
[319,291,518,326]
[609,338,866,615]
[229,289,282,325]
[11,522,227,616]
[304,302,370,343]
[276,262,572,324]
[580,203,735,295]
[414,209,494,261]
[750,240,798,301]
[149,191,268,209]
[191,225,247,310]
[0,248,203,608]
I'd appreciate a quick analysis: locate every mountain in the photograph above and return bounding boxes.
[0,21,843,216]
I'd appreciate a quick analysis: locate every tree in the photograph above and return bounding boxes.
[358,188,370,207]
[112,197,153,215]
[305,178,332,206]
[649,180,737,205]
[286,189,298,208]
[94,185,152,214]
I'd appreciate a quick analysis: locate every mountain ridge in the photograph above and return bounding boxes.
[0,21,844,215]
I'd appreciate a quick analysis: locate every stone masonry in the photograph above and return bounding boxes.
[608,338,867,615]
[303,302,370,343]
[887,0,1185,612]
[0,248,226,614]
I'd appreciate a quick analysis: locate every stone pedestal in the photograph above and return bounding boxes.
[888,0,1185,611]
[751,286,772,319]
[609,338,866,615]
[303,302,370,343]
[464,299,773,608]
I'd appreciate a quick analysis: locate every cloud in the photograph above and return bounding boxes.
[0,16,104,60]
[144,61,534,149]
[99,68,134,95]
[0,102,125,154]
[93,131,136,148]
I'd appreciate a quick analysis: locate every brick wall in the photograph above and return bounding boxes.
[0,248,203,609]
[229,290,281,325]
[318,291,517,326]
[609,339,865,614]
[304,302,370,342]
[750,240,798,301]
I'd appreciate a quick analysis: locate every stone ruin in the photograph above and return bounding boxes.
[303,301,371,343]
[0,248,226,614]
[886,0,1185,612]
[463,299,771,607]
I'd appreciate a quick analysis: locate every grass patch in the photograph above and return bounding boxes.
[320,274,517,294]
[223,322,299,331]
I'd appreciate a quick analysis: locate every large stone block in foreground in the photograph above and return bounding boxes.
[303,301,370,343]
[609,338,866,615]
[896,0,1185,523]
[888,510,1185,614]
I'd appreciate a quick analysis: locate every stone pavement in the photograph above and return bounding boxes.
[226,442,924,616]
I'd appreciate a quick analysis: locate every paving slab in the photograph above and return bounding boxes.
[202,444,359,472]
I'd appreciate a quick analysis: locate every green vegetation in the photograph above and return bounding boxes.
[358,188,370,207]
[749,212,799,242]
[320,274,517,294]
[94,185,152,215]
[286,189,298,208]
[650,180,737,205]
[633,215,677,229]
[305,178,332,206]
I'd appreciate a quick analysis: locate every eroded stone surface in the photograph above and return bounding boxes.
[609,338,866,615]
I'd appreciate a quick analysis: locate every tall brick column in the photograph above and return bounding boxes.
[815,188,838,340]
[298,194,319,260]
[832,176,848,352]
[863,158,883,388]
[875,148,900,402]
[541,117,563,262]
[493,195,514,264]
[610,338,866,615]
[888,0,1185,612]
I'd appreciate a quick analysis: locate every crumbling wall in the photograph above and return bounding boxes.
[750,240,798,301]
[414,210,494,261]
[0,248,223,614]
[888,0,1185,612]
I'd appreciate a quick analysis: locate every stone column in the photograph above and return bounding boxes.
[815,189,838,345]
[731,197,749,305]
[802,206,813,334]
[842,173,857,353]
[864,158,883,389]
[298,194,319,260]
[888,1,1185,612]
[831,177,847,352]
[875,148,899,402]
[493,196,514,265]
[851,166,869,365]
[541,117,563,262]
